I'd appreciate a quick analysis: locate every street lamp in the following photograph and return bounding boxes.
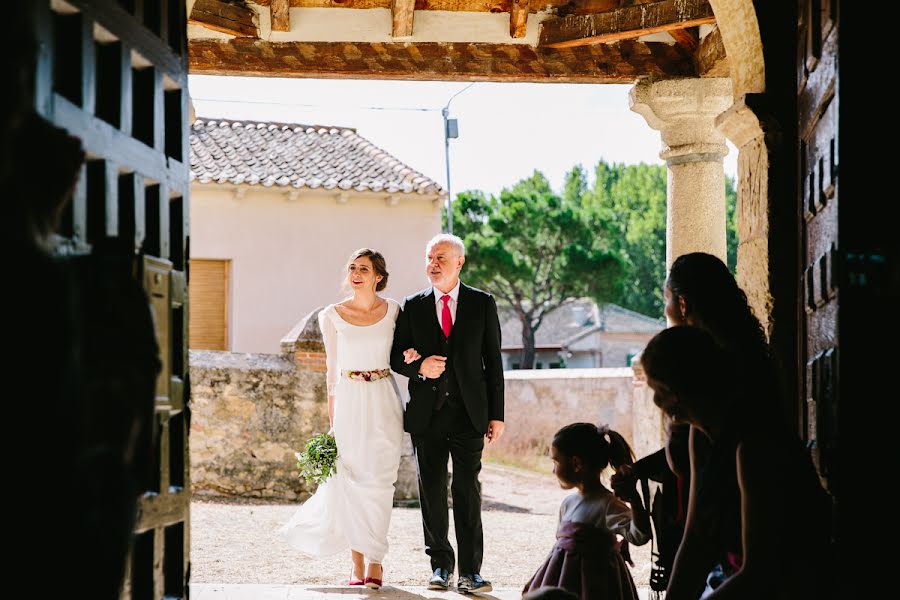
[441,83,475,235]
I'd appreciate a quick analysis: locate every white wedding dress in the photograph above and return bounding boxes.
[278,299,405,563]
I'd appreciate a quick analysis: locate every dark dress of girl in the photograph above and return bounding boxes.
[524,490,650,600]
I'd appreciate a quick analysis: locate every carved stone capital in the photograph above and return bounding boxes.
[629,77,733,162]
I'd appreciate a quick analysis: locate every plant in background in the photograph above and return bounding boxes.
[295,432,337,485]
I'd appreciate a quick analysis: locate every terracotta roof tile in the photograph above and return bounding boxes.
[190,118,445,196]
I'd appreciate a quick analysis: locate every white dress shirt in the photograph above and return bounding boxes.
[433,280,461,328]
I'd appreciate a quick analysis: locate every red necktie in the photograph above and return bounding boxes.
[441,295,452,338]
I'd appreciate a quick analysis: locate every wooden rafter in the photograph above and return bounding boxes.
[391,0,416,37]
[669,26,699,51]
[697,24,729,77]
[510,0,529,39]
[271,0,291,32]
[539,0,715,49]
[189,0,258,38]
[251,0,567,11]
[189,38,696,83]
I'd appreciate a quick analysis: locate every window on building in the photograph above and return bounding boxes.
[189,258,230,351]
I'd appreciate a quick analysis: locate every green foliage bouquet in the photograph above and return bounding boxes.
[294,431,338,485]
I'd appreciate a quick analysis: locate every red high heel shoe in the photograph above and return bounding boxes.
[364,565,383,590]
[348,567,365,586]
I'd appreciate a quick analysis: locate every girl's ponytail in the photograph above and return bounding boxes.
[599,426,635,472]
[554,423,634,474]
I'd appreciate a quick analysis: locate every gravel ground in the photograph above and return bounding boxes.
[191,462,652,588]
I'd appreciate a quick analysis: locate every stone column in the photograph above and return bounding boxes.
[629,78,733,268]
[715,94,779,326]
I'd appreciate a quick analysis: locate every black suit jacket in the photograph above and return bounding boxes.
[390,283,504,435]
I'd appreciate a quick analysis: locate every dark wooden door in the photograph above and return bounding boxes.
[798,1,896,548]
[30,1,190,598]
[798,0,839,497]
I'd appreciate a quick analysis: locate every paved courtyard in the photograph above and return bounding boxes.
[190,463,652,598]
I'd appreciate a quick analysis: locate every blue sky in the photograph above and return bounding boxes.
[188,76,738,197]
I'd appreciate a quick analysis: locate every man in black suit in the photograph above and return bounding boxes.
[391,234,505,594]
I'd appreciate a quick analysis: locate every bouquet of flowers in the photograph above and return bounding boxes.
[294,431,338,485]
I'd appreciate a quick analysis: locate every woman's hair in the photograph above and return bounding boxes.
[666,252,769,360]
[666,252,781,408]
[641,326,730,398]
[345,248,389,292]
[552,422,634,473]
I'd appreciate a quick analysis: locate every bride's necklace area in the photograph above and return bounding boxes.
[345,295,383,315]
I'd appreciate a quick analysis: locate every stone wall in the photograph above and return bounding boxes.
[189,349,329,501]
[491,368,665,467]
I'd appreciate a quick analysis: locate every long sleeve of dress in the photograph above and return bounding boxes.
[605,496,651,546]
[318,308,339,396]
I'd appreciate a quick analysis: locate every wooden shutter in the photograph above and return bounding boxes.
[189,259,229,351]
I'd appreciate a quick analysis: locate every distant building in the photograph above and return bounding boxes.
[189,118,444,353]
[500,299,664,369]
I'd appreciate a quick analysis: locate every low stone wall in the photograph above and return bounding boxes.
[629,355,667,463]
[189,309,418,502]
[189,349,329,501]
[487,368,665,468]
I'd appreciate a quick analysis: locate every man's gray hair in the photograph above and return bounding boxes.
[426,233,466,257]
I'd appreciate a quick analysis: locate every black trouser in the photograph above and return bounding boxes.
[412,402,484,575]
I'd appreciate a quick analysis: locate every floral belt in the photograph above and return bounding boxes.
[343,368,392,382]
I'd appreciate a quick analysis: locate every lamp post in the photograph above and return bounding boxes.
[441,83,475,235]
[442,107,458,233]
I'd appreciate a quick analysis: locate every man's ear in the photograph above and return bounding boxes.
[458,255,466,270]
[678,295,688,319]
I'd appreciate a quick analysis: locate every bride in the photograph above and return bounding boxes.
[278,248,418,589]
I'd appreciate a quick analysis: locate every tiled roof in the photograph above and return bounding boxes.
[190,118,444,196]
[500,298,663,349]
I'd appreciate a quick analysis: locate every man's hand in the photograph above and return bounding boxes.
[418,355,447,379]
[486,420,505,445]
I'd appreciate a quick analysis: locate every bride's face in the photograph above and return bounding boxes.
[347,255,381,293]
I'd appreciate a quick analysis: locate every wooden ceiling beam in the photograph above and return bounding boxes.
[669,26,699,52]
[539,0,715,49]
[391,0,416,37]
[510,0,529,39]
[252,0,571,12]
[189,0,258,38]
[271,0,291,32]
[697,24,729,77]
[189,38,696,83]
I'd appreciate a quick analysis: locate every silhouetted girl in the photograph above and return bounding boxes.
[525,423,650,600]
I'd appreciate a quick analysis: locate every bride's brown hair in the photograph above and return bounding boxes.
[344,248,389,292]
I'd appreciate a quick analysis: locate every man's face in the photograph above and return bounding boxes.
[426,242,465,290]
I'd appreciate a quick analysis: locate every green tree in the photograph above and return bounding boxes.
[449,170,624,369]
[725,174,738,272]
[586,160,667,317]
[585,160,739,318]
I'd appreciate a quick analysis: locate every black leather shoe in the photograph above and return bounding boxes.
[457,573,492,594]
[428,567,452,590]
